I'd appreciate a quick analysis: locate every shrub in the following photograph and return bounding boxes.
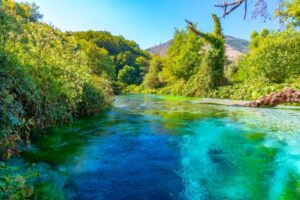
[246,30,300,83]
[78,83,106,117]
[118,65,138,85]
[0,162,37,199]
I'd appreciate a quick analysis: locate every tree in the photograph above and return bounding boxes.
[245,29,300,83]
[78,40,116,80]
[143,56,164,89]
[0,0,43,62]
[0,0,20,60]
[135,56,149,77]
[118,65,137,85]
[72,31,150,86]
[185,14,225,89]
[165,27,203,80]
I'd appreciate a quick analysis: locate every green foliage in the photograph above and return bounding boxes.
[0,56,41,159]
[212,14,223,37]
[78,75,112,117]
[77,39,116,80]
[277,0,300,27]
[211,78,300,100]
[118,65,138,85]
[137,15,300,102]
[210,28,300,100]
[165,28,203,80]
[245,29,300,83]
[205,14,225,88]
[0,0,42,59]
[0,0,113,158]
[0,162,37,199]
[183,55,214,96]
[73,31,150,88]
[13,23,92,119]
[139,14,225,97]
[143,56,164,89]
[224,59,240,81]
[78,83,106,117]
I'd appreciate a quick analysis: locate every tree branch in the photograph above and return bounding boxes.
[215,0,246,18]
[185,19,204,37]
[215,0,245,8]
[185,19,215,43]
[215,0,282,19]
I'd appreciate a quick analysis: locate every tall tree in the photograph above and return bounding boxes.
[185,14,225,88]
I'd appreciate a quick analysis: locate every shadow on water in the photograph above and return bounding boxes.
[9,94,300,199]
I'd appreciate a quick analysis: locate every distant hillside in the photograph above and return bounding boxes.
[225,35,249,53]
[147,35,249,62]
[147,40,173,57]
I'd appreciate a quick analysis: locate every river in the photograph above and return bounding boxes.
[10,95,300,199]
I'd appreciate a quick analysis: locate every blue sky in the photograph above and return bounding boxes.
[18,0,281,49]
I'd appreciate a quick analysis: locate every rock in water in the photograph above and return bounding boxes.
[246,88,300,107]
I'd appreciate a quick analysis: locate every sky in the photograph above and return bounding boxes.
[18,0,282,49]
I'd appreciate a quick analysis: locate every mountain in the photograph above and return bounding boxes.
[146,35,249,62]
[224,35,249,53]
[147,40,173,57]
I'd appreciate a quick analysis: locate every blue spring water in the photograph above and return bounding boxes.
[13,94,300,200]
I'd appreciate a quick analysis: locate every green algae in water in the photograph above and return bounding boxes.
[244,132,266,142]
[16,95,300,199]
[22,115,106,166]
[157,95,199,101]
[22,128,89,166]
[33,182,66,200]
[279,173,300,200]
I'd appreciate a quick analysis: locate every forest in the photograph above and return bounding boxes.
[130,0,300,101]
[0,0,300,199]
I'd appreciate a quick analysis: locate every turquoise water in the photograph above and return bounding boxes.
[11,95,300,199]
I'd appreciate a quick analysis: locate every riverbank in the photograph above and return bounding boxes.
[128,93,300,110]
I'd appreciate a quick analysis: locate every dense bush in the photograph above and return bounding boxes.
[0,58,40,158]
[78,84,106,117]
[0,0,113,159]
[118,65,138,85]
[211,78,300,100]
[244,29,300,83]
[78,75,112,117]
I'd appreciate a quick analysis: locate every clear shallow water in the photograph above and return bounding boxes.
[11,95,300,200]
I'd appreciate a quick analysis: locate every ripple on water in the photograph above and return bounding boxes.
[14,95,300,199]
